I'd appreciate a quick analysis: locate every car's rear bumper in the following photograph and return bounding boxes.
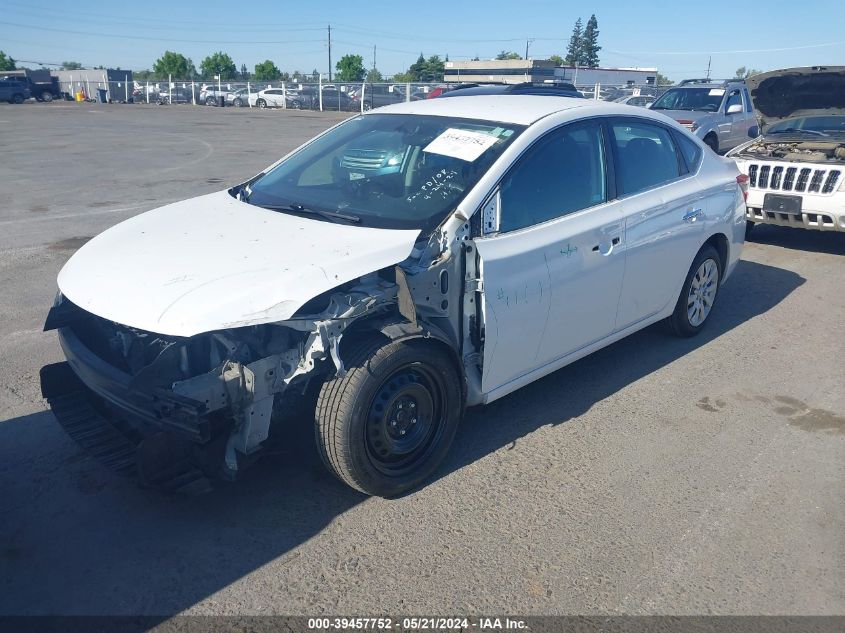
[745,205,845,232]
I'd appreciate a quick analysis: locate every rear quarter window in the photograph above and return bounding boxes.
[674,132,703,174]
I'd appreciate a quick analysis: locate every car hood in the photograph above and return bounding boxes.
[57,191,420,337]
[747,66,845,133]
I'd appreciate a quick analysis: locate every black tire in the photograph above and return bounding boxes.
[665,244,722,337]
[291,100,302,110]
[257,99,267,109]
[315,337,463,497]
[41,91,53,103]
[363,101,372,111]
[205,96,216,106]
[703,134,718,153]
[233,98,243,107]
[12,93,24,104]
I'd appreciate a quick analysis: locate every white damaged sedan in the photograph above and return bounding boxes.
[42,96,747,496]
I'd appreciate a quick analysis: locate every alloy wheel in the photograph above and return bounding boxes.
[687,258,718,327]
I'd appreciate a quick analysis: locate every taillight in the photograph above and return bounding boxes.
[736,173,749,201]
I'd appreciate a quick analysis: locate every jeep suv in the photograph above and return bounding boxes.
[728,66,845,233]
[0,78,31,104]
[650,79,757,153]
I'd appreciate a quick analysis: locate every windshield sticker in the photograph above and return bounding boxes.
[406,168,461,204]
[708,88,726,96]
[423,128,498,162]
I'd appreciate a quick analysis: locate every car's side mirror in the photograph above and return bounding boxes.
[748,125,759,138]
[726,103,743,115]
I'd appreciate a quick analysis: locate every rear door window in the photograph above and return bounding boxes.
[611,120,682,195]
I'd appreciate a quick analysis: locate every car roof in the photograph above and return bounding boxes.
[370,95,610,125]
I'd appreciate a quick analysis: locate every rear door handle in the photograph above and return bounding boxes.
[683,208,703,223]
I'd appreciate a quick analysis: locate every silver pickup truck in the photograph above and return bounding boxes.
[650,79,758,153]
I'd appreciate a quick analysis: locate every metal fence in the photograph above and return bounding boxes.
[53,76,668,111]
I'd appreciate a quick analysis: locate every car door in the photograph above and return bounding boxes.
[609,118,706,329]
[474,121,626,393]
[723,88,746,149]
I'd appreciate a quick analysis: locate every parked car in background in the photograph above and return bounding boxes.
[349,84,407,110]
[615,94,655,107]
[2,69,59,102]
[157,87,195,105]
[727,66,845,233]
[650,79,757,153]
[200,85,232,106]
[0,78,31,103]
[228,88,250,107]
[248,88,302,109]
[42,95,745,498]
[437,82,582,99]
[297,86,357,111]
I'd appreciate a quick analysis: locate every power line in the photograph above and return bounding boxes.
[0,20,326,44]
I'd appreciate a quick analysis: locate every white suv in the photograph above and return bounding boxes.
[728,66,845,233]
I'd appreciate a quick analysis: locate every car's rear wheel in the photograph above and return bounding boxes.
[666,244,722,337]
[41,92,53,103]
[257,99,267,109]
[703,133,718,153]
[12,93,24,104]
[315,337,462,497]
[205,96,216,106]
[233,98,243,107]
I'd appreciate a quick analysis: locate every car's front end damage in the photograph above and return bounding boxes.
[728,66,845,232]
[41,196,473,491]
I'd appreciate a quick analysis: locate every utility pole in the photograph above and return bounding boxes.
[525,38,533,60]
[327,23,332,82]
[706,56,711,79]
[373,45,377,73]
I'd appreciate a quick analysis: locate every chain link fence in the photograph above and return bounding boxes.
[54,75,668,111]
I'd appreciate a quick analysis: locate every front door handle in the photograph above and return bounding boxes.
[591,237,621,255]
[683,208,703,223]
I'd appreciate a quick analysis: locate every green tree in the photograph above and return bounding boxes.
[549,54,564,66]
[495,50,522,60]
[292,70,303,82]
[240,63,249,80]
[200,51,237,80]
[734,66,762,79]
[407,54,446,82]
[61,61,83,70]
[253,59,281,81]
[310,68,320,81]
[581,14,601,67]
[565,18,583,65]
[392,71,414,83]
[366,68,383,82]
[426,55,445,81]
[335,54,366,82]
[0,50,16,71]
[655,71,674,87]
[279,72,291,82]
[152,51,196,78]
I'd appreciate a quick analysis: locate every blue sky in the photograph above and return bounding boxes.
[1,0,842,80]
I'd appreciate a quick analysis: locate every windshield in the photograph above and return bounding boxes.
[767,115,845,136]
[651,87,725,112]
[246,113,524,231]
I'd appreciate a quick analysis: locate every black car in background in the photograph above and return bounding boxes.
[297,86,358,111]
[0,78,32,103]
[437,82,583,99]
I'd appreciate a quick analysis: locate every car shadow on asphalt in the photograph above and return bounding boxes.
[434,257,806,487]
[747,224,845,255]
[0,259,803,617]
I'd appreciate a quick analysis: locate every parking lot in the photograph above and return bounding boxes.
[0,103,843,616]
